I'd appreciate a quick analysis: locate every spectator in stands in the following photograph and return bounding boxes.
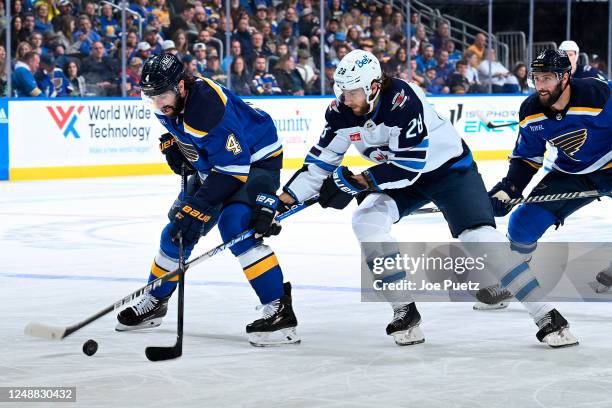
[445,40,462,65]
[33,2,53,33]
[346,26,361,50]
[280,7,300,37]
[295,49,318,94]
[223,39,242,71]
[447,59,471,94]
[364,14,383,39]
[230,56,252,96]
[7,16,23,52]
[12,51,43,97]
[343,5,368,32]
[477,48,512,93]
[512,62,530,94]
[276,43,290,60]
[416,43,436,74]
[123,56,143,97]
[35,54,68,97]
[384,47,408,77]
[0,45,7,96]
[52,0,73,32]
[143,26,162,55]
[325,19,340,47]
[193,43,207,74]
[162,39,177,55]
[20,13,36,43]
[28,32,43,55]
[408,58,426,89]
[424,66,449,94]
[276,23,297,54]
[232,16,252,56]
[250,55,282,95]
[55,15,76,54]
[431,21,451,51]
[467,33,486,65]
[135,42,152,62]
[464,50,481,87]
[252,5,269,32]
[100,3,120,40]
[82,1,100,28]
[182,54,198,76]
[328,0,344,22]
[12,0,24,18]
[81,41,119,96]
[63,59,87,96]
[172,29,189,60]
[245,31,272,68]
[150,0,170,29]
[435,49,454,84]
[203,54,227,85]
[384,12,404,42]
[14,42,32,68]
[273,54,305,96]
[381,3,393,26]
[411,24,428,54]
[130,0,149,21]
[168,3,195,39]
[299,8,318,39]
[73,15,101,56]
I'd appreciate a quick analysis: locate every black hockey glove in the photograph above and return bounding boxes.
[169,198,218,245]
[319,166,367,209]
[250,193,289,237]
[488,179,522,217]
[159,133,196,176]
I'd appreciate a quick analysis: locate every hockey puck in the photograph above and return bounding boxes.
[82,339,98,356]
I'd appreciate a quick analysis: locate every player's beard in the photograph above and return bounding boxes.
[538,82,563,108]
[161,93,186,117]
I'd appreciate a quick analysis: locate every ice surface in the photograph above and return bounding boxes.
[1,162,611,408]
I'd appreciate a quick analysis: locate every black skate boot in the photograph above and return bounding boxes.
[115,293,170,331]
[473,284,513,310]
[593,262,612,293]
[246,282,300,347]
[536,309,579,348]
[386,302,425,346]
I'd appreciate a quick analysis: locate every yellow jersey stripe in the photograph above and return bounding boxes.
[243,254,279,281]
[184,122,208,137]
[151,262,178,281]
[568,107,602,113]
[268,147,283,158]
[232,175,248,182]
[519,113,546,127]
[203,78,228,106]
[603,162,612,170]
[522,159,542,169]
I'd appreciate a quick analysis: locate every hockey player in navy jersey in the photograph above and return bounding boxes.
[477,49,611,309]
[115,53,300,347]
[252,49,578,347]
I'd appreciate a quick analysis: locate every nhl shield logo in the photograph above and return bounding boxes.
[391,89,408,111]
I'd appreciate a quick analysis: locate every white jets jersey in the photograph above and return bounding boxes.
[284,78,467,202]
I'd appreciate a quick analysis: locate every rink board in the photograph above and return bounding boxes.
[0,94,523,181]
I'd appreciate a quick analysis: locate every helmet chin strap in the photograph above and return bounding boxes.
[366,82,382,114]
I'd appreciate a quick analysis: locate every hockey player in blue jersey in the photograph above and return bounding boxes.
[477,49,611,310]
[252,49,578,347]
[559,40,607,81]
[115,53,300,346]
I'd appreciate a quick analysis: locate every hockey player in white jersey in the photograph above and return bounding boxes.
[252,50,578,347]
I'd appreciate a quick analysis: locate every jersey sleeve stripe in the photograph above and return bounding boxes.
[203,78,228,105]
[184,122,208,137]
[250,140,283,162]
[213,164,250,176]
[567,107,602,116]
[304,156,337,172]
[519,113,546,128]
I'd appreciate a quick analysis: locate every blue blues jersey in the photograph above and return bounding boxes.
[514,78,612,175]
[573,64,607,81]
[12,62,43,97]
[154,77,283,206]
[284,78,468,202]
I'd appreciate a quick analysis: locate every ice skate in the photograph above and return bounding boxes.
[246,282,300,347]
[536,309,579,348]
[116,293,169,331]
[473,284,513,310]
[386,302,425,346]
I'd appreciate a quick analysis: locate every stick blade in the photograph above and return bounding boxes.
[24,322,67,341]
[145,345,182,361]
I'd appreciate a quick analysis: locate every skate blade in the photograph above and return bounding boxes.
[390,326,425,346]
[115,318,163,332]
[248,327,301,347]
[473,301,509,310]
[543,328,579,348]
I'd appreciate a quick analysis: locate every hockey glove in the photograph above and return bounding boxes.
[169,198,217,245]
[250,193,288,237]
[488,179,522,217]
[319,166,367,209]
[159,133,196,176]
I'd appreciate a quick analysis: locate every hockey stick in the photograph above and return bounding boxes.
[412,189,610,215]
[145,167,188,361]
[476,110,519,129]
[24,195,319,341]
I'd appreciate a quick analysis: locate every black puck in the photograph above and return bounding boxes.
[82,339,98,356]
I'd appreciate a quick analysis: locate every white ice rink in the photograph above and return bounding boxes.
[1,162,611,408]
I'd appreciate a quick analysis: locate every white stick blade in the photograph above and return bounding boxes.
[475,110,489,124]
[24,322,67,341]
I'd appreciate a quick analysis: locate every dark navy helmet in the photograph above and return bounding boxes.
[140,53,184,97]
[530,49,572,81]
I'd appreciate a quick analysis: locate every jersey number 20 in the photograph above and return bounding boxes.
[226,134,242,155]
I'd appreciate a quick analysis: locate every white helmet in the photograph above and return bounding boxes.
[559,40,579,54]
[333,49,382,113]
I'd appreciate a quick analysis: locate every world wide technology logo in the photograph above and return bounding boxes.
[47,105,84,139]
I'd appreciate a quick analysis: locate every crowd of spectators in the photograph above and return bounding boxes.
[0,0,572,98]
